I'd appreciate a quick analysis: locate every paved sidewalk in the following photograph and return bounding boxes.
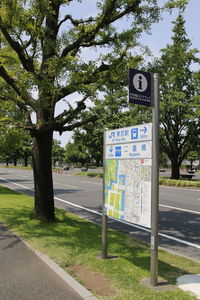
[0,223,97,300]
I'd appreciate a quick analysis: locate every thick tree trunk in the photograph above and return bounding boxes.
[32,130,55,221]
[171,159,180,179]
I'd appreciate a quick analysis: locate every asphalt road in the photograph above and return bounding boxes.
[0,167,199,262]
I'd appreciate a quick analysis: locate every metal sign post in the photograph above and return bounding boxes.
[102,132,108,259]
[150,73,160,286]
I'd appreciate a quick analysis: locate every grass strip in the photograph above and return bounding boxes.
[74,171,103,178]
[0,185,199,299]
[159,177,200,188]
[75,171,200,188]
[0,165,32,170]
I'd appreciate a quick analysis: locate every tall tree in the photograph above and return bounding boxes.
[0,0,183,220]
[52,140,65,167]
[150,13,200,179]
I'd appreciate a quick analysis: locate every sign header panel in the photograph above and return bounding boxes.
[105,123,152,145]
[129,68,152,107]
[105,141,152,160]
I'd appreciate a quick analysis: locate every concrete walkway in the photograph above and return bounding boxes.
[177,274,200,299]
[0,223,98,300]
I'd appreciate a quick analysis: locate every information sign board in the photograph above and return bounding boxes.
[129,68,152,107]
[104,123,152,228]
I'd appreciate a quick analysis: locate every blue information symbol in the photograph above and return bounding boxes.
[115,146,122,157]
[131,128,138,139]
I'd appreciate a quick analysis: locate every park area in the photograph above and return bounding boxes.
[0,185,199,300]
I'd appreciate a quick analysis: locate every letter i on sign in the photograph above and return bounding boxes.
[138,76,143,90]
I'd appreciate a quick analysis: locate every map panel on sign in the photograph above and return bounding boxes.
[106,141,152,160]
[105,159,151,228]
[105,123,152,145]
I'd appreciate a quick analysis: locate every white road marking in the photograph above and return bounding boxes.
[160,204,200,214]
[0,177,200,250]
[0,177,34,191]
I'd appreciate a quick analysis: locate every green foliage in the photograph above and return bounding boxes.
[159,177,200,188]
[149,13,200,179]
[64,140,91,167]
[0,0,187,219]
[74,171,103,178]
[0,0,172,135]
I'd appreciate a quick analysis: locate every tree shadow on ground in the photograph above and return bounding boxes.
[54,188,82,196]
[159,209,200,244]
[0,223,21,250]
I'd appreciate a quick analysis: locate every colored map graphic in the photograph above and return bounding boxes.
[105,159,151,228]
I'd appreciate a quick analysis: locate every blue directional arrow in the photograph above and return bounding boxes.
[140,126,147,134]
[109,146,113,153]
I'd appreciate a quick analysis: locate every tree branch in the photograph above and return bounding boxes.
[54,95,88,125]
[0,20,35,74]
[58,115,98,134]
[55,63,108,102]
[58,14,96,30]
[0,61,36,109]
[0,62,22,96]
[56,50,126,102]
[60,0,140,57]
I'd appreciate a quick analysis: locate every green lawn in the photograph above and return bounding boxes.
[0,185,199,300]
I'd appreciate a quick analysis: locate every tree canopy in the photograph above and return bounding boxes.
[0,0,187,220]
[149,12,200,179]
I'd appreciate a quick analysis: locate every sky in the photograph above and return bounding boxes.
[54,0,200,147]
